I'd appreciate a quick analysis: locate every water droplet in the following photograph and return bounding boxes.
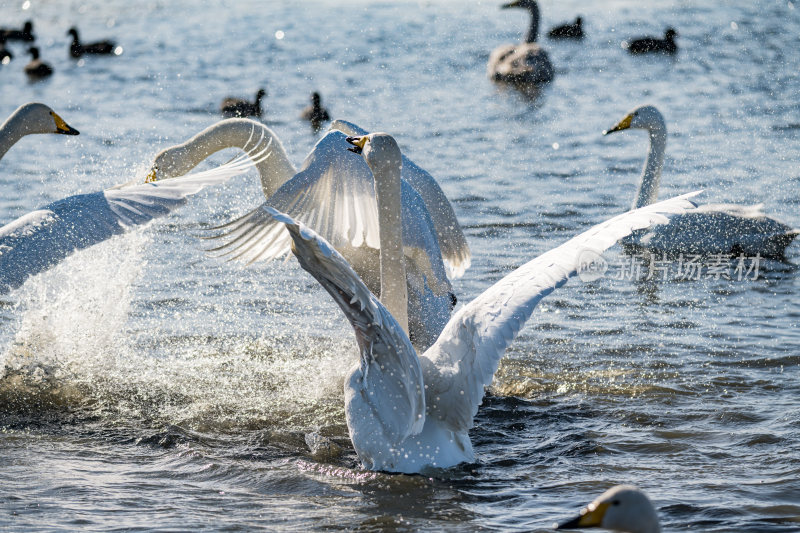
[552,142,560,150]
[21,0,30,9]
[275,30,285,40]
[730,21,738,30]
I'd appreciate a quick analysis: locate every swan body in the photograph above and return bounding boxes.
[68,27,118,58]
[488,0,554,85]
[624,29,677,55]
[0,142,260,295]
[604,105,798,259]
[267,131,698,473]
[221,89,266,118]
[548,17,584,40]
[149,119,469,350]
[1,103,79,160]
[24,47,53,80]
[557,485,661,533]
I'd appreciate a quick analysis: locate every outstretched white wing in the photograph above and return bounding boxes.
[206,129,452,295]
[270,207,426,444]
[420,192,701,433]
[0,153,256,294]
[331,120,471,278]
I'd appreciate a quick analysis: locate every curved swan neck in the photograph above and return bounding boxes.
[634,125,666,209]
[525,2,540,43]
[368,147,409,336]
[162,119,295,197]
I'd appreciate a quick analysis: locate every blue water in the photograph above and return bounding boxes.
[1,0,799,531]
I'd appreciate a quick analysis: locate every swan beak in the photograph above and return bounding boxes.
[555,501,610,530]
[501,0,522,8]
[145,167,158,183]
[51,112,80,135]
[346,135,368,154]
[603,114,633,135]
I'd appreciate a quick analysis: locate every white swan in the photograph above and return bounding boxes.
[264,132,699,473]
[556,485,661,533]
[1,103,79,159]
[488,0,555,85]
[605,105,799,259]
[0,135,265,295]
[148,119,470,350]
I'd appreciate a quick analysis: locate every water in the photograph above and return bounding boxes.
[1,0,799,531]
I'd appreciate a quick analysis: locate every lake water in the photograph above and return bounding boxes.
[1,0,799,531]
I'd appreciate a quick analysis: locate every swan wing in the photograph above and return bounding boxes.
[331,120,471,278]
[206,130,452,295]
[0,155,253,294]
[268,207,426,442]
[420,193,700,433]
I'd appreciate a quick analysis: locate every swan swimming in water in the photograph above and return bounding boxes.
[604,105,799,259]
[0,119,264,295]
[556,485,661,533]
[148,119,470,350]
[488,0,555,86]
[263,131,699,473]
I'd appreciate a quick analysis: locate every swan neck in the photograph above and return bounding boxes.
[0,111,30,160]
[174,120,295,197]
[525,4,540,43]
[634,127,666,209]
[371,157,409,336]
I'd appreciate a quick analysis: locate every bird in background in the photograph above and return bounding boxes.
[24,47,53,80]
[623,28,677,55]
[220,88,266,118]
[1,20,35,42]
[300,91,331,132]
[548,16,584,39]
[68,27,119,58]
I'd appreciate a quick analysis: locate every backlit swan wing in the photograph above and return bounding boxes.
[332,120,471,278]
[0,155,254,294]
[207,130,452,295]
[421,193,700,433]
[269,207,425,443]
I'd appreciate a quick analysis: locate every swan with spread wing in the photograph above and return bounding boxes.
[147,119,470,350]
[1,111,265,295]
[263,132,699,473]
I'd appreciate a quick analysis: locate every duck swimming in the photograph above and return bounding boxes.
[68,27,119,58]
[220,88,266,118]
[624,28,677,55]
[548,16,584,40]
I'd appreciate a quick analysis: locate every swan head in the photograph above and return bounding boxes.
[146,143,194,182]
[556,485,661,533]
[11,102,80,136]
[603,105,666,136]
[345,133,402,172]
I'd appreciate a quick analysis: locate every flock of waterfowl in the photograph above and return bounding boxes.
[1,3,798,532]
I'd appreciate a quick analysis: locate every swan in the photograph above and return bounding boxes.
[147,119,469,351]
[556,485,661,533]
[67,27,119,58]
[24,47,53,80]
[221,89,266,118]
[1,103,79,160]
[604,105,799,259]
[623,28,677,55]
[0,132,265,295]
[488,0,555,85]
[300,92,330,132]
[548,16,584,40]
[262,132,699,473]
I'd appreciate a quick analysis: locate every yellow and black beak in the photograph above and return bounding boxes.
[603,114,633,136]
[52,112,80,135]
[556,501,610,530]
[346,135,368,154]
[145,167,158,183]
